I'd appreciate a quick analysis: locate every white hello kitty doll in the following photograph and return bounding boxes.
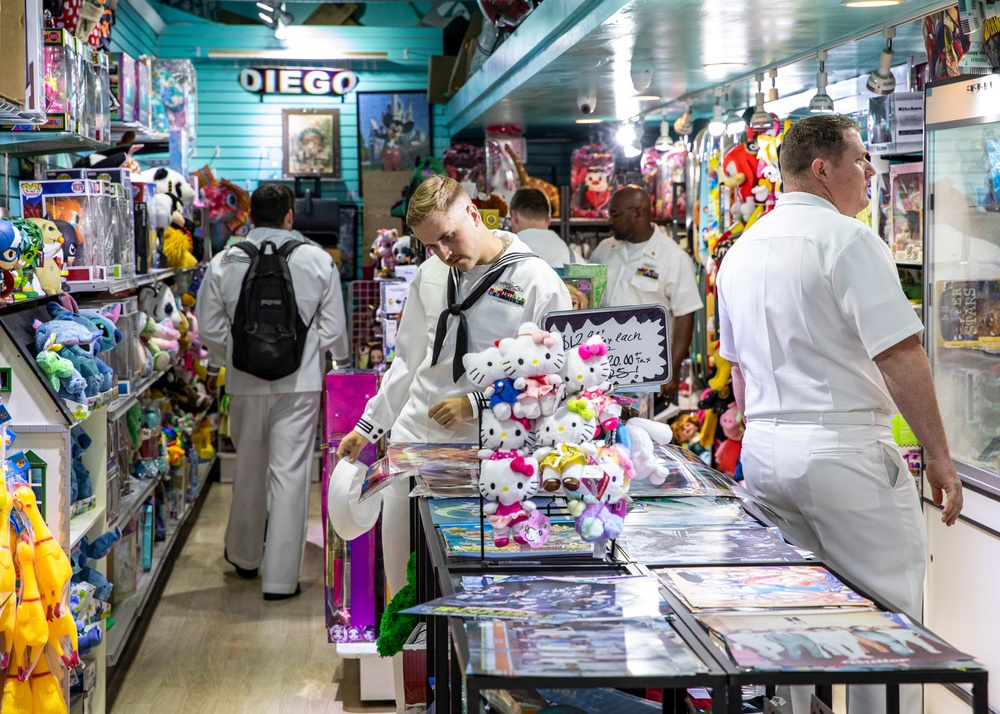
[478,454,541,547]
[498,322,565,419]
[563,335,622,432]
[574,444,634,542]
[479,410,535,459]
[533,398,599,495]
[463,345,521,420]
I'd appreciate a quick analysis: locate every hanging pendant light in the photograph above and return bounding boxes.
[809,50,835,113]
[654,111,672,151]
[708,88,725,137]
[750,73,772,130]
[867,27,897,94]
[767,68,778,102]
[724,88,746,136]
[673,104,693,136]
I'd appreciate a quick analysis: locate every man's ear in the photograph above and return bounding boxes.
[467,201,481,226]
[810,157,828,183]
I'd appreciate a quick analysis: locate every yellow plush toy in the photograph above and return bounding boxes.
[163,211,197,270]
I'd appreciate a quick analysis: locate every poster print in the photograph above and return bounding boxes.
[623,526,809,567]
[282,108,340,178]
[358,91,432,173]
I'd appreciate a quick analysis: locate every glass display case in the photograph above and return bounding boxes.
[924,75,1000,480]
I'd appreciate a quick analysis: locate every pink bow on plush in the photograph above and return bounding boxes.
[515,417,533,431]
[530,330,556,347]
[510,456,535,477]
[578,342,608,360]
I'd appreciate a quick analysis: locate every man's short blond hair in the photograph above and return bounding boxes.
[406,175,469,227]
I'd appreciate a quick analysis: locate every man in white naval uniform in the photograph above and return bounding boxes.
[509,187,578,268]
[198,184,347,600]
[717,114,962,713]
[591,187,702,397]
[337,176,571,595]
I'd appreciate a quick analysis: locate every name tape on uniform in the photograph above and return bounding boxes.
[543,305,671,388]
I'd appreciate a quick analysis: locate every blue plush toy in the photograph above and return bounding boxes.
[40,302,114,394]
[70,527,122,603]
[77,623,103,656]
[70,425,94,502]
[79,304,123,353]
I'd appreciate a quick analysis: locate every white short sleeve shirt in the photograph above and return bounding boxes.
[717,192,923,419]
[517,227,577,268]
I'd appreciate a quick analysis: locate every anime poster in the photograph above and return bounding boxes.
[357,91,432,173]
[465,618,708,678]
[629,496,758,529]
[360,443,480,501]
[282,109,340,178]
[404,574,666,621]
[658,566,873,611]
[889,163,924,263]
[622,526,810,567]
[429,496,565,525]
[923,8,970,82]
[699,610,974,671]
[439,521,592,559]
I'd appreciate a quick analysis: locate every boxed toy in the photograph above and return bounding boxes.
[90,51,111,143]
[107,512,140,604]
[888,163,923,263]
[152,59,198,141]
[132,179,156,274]
[19,178,113,281]
[571,144,615,218]
[136,55,153,130]
[16,30,81,133]
[141,502,153,570]
[110,52,136,123]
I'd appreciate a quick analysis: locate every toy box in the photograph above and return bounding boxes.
[571,144,615,218]
[107,512,140,604]
[110,52,136,123]
[152,59,198,141]
[132,179,156,274]
[485,125,525,204]
[136,55,153,130]
[90,51,111,143]
[869,92,924,156]
[20,178,113,281]
[6,30,83,134]
[888,162,923,263]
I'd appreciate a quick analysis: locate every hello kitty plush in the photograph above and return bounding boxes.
[563,335,622,432]
[479,411,535,459]
[498,322,565,419]
[534,399,598,494]
[463,346,521,420]
[573,444,634,542]
[478,454,540,547]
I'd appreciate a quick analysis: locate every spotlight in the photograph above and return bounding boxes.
[867,27,896,94]
[750,73,772,130]
[616,122,638,147]
[673,105,693,136]
[708,89,725,137]
[767,68,778,102]
[654,113,672,151]
[809,50,835,113]
[623,144,642,159]
[257,0,293,31]
[631,62,653,93]
[722,88,746,136]
[959,27,995,76]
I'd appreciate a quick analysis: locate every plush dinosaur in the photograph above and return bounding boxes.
[504,144,560,216]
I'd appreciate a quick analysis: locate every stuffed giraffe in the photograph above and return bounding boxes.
[0,490,16,670]
[12,539,48,681]
[504,144,560,217]
[29,650,66,714]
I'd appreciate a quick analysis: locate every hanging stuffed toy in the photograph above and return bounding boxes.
[463,345,521,420]
[562,335,621,433]
[534,399,598,494]
[477,453,540,548]
[573,444,634,543]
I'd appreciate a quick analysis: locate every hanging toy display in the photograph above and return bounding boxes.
[570,145,615,218]
[443,144,486,198]
[484,125,526,205]
[504,144,560,217]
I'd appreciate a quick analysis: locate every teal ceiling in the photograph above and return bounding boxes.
[448,0,952,135]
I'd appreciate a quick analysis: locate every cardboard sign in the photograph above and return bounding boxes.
[543,305,671,388]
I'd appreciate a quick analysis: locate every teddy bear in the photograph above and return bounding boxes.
[534,399,598,494]
[562,335,621,433]
[498,322,565,419]
[478,411,535,459]
[463,346,521,420]
[572,444,634,543]
[139,167,196,232]
[477,453,540,548]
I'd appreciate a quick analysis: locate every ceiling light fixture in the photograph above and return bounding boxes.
[809,50,835,113]
[708,88,726,137]
[673,104,693,137]
[256,0,293,34]
[654,112,672,151]
[633,94,661,101]
[575,118,602,124]
[867,26,897,94]
[957,0,999,75]
[616,122,638,147]
[768,68,779,102]
[841,0,902,7]
[631,62,653,93]
[703,61,748,69]
[750,73,772,130]
[723,88,746,136]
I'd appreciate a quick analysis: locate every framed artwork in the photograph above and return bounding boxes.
[282,108,341,179]
[357,91,432,174]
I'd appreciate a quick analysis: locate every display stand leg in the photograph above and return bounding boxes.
[974,678,989,714]
[815,684,833,707]
[712,686,727,714]
[661,687,687,713]
[450,638,462,713]
[434,616,450,714]
[727,685,742,714]
[885,684,900,714]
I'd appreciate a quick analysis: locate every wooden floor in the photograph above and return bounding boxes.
[109,480,395,714]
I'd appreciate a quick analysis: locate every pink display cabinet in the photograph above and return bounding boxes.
[323,370,381,643]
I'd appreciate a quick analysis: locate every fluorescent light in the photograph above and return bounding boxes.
[575,118,602,124]
[633,94,661,101]
[703,62,748,68]
[842,0,902,6]
[207,49,388,60]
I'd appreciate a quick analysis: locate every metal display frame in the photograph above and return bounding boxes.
[411,487,989,714]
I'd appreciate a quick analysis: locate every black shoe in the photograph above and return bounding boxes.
[263,584,301,601]
[224,549,258,580]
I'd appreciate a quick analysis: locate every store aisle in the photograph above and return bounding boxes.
[110,481,395,714]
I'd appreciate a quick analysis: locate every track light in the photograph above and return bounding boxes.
[750,73,772,130]
[723,88,746,136]
[809,50,835,113]
[768,69,778,102]
[654,112,671,151]
[708,89,725,137]
[867,27,896,94]
[673,104,693,136]
[631,62,653,93]
[257,0,293,32]
[959,26,995,76]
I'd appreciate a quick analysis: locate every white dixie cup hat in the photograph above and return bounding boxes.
[327,458,383,540]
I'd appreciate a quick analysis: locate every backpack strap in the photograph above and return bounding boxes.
[276,239,304,259]
[233,241,259,259]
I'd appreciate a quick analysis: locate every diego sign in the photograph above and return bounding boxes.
[239,67,359,97]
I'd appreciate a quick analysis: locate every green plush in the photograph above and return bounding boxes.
[126,402,143,448]
[376,552,418,658]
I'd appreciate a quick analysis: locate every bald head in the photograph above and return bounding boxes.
[608,186,654,244]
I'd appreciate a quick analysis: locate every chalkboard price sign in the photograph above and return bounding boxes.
[543,305,671,388]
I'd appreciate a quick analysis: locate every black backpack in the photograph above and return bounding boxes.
[230,239,313,380]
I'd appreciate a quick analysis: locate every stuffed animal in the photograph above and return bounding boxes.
[391,235,414,266]
[70,426,94,503]
[562,335,621,432]
[573,444,633,542]
[370,229,398,278]
[29,218,66,295]
[70,529,121,604]
[139,167,196,231]
[498,322,565,419]
[479,411,535,459]
[78,303,123,353]
[163,211,197,269]
[621,417,673,486]
[32,307,105,398]
[35,336,88,404]
[534,399,598,494]
[141,313,180,361]
[505,144,560,216]
[715,402,744,477]
[477,453,540,548]
[139,283,181,329]
[463,346,521,420]
[45,302,114,394]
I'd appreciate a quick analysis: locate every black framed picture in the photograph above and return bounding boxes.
[282,108,341,179]
[357,91,432,174]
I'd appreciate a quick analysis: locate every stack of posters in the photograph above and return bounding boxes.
[404,574,668,621]
[438,522,594,559]
[658,566,873,612]
[622,526,811,566]
[698,610,974,671]
[465,618,709,678]
[429,497,567,526]
[628,496,758,528]
[628,445,737,498]
[361,443,480,501]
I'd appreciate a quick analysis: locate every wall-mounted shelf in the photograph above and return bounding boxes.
[70,506,108,551]
[0,131,107,157]
[110,477,158,532]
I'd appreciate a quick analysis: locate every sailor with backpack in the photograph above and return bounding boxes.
[197,184,347,600]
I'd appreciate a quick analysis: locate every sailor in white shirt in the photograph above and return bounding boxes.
[591,187,703,393]
[198,184,348,599]
[509,187,578,268]
[337,176,571,594]
[717,114,962,714]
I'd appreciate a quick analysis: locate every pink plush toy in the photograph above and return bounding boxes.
[499,322,565,419]
[562,335,622,432]
[573,444,633,543]
[477,453,540,548]
[715,402,744,476]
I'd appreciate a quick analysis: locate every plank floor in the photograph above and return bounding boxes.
[109,480,396,714]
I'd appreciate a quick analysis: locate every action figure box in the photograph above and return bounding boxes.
[1,30,80,134]
[132,179,156,274]
[110,51,136,123]
[90,51,111,143]
[570,144,615,218]
[19,179,113,282]
[888,163,924,263]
